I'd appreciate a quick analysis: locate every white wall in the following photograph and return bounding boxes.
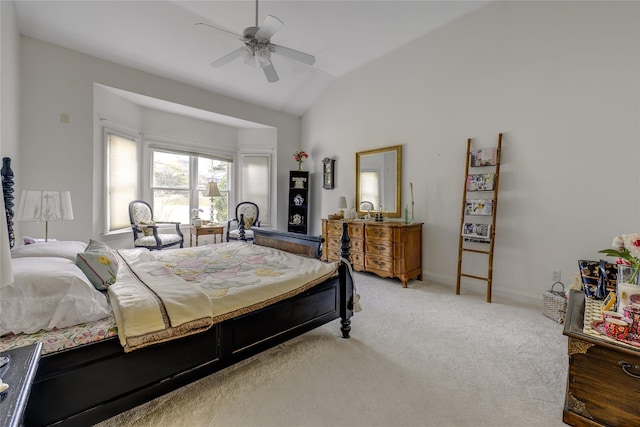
[302,1,640,301]
[0,0,20,210]
[18,36,301,242]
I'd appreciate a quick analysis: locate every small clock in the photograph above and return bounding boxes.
[322,157,335,190]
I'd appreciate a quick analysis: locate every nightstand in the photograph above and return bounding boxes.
[190,225,224,246]
[0,342,42,427]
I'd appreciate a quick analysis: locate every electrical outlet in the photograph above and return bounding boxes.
[552,269,561,282]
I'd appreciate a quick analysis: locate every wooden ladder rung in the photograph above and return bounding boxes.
[460,273,489,281]
[462,248,490,255]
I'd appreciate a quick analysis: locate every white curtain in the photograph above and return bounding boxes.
[0,195,13,286]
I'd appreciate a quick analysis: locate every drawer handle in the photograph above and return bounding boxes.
[618,361,640,379]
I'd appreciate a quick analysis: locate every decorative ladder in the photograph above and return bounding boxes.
[456,133,503,303]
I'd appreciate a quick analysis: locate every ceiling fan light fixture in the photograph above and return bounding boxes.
[242,46,257,67]
[257,48,271,68]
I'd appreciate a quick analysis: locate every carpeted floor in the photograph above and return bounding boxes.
[96,273,567,427]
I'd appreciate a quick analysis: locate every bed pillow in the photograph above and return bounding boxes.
[0,257,112,336]
[11,240,88,261]
[75,240,119,291]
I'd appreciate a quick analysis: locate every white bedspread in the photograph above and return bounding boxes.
[109,243,338,352]
[109,249,213,352]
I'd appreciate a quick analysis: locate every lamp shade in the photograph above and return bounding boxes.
[338,196,348,210]
[0,195,13,286]
[16,190,74,222]
[203,182,221,198]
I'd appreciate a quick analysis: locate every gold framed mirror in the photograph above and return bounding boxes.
[356,145,402,218]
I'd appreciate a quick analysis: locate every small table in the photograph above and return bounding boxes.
[190,225,224,246]
[0,342,42,427]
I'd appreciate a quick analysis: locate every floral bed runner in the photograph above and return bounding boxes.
[0,317,118,355]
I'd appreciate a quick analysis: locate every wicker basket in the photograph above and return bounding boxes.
[543,281,567,324]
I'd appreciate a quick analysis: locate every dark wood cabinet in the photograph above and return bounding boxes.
[288,170,309,234]
[322,218,422,287]
[564,291,640,426]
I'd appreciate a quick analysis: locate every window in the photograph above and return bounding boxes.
[360,170,380,210]
[197,157,229,224]
[106,131,138,232]
[151,148,230,224]
[241,155,270,225]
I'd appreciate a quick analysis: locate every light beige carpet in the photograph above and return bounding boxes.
[96,273,567,427]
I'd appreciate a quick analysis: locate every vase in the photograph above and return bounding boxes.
[617,264,640,315]
[618,264,639,285]
[297,161,303,171]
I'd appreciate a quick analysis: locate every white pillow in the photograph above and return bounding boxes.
[11,241,88,261]
[0,257,112,335]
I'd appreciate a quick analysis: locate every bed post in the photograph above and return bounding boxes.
[238,213,246,241]
[339,222,354,338]
[1,157,15,249]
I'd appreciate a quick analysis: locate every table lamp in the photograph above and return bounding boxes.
[203,181,221,223]
[338,196,347,218]
[16,190,74,241]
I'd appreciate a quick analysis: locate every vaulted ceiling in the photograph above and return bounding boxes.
[14,1,489,117]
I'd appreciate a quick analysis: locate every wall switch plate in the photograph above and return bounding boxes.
[552,269,561,282]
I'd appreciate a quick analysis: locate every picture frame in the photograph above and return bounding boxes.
[322,157,335,190]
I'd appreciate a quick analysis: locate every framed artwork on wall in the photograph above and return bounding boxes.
[322,157,335,190]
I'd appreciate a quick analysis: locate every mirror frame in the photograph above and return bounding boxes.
[356,145,402,218]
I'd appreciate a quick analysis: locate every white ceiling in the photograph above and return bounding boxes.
[14,0,489,120]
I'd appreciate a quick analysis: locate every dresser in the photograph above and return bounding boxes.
[321,219,422,287]
[563,291,640,426]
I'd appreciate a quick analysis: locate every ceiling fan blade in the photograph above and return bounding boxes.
[255,15,284,41]
[211,47,246,68]
[272,44,316,66]
[262,62,279,83]
[195,22,243,40]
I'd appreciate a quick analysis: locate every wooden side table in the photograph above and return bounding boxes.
[190,225,224,246]
[0,342,42,427]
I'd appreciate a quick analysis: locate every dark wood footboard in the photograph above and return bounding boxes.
[24,228,354,426]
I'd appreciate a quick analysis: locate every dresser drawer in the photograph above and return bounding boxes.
[568,337,640,425]
[365,255,393,275]
[351,239,364,253]
[348,223,364,239]
[365,240,393,257]
[351,253,364,270]
[327,221,344,236]
[327,236,341,250]
[365,225,392,241]
[327,248,364,269]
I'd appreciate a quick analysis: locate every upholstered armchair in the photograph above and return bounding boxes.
[227,201,260,242]
[128,200,184,250]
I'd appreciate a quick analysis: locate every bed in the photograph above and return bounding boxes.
[1,158,355,427]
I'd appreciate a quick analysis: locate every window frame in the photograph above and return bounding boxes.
[103,128,141,234]
[146,143,233,225]
[239,153,272,227]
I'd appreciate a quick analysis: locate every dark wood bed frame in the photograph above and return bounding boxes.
[1,159,355,427]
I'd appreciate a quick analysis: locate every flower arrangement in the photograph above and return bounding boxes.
[600,233,640,283]
[191,208,203,218]
[293,150,309,170]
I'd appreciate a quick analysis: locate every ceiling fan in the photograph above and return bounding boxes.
[196,0,316,83]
